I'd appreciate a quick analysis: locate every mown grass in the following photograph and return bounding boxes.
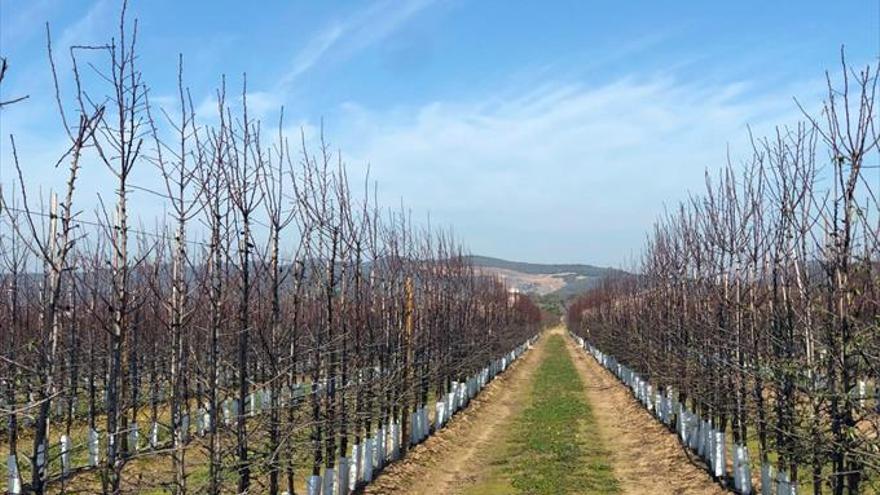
[468,334,619,495]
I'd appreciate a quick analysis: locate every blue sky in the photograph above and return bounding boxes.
[0,0,877,266]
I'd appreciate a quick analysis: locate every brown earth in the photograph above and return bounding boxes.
[474,266,570,296]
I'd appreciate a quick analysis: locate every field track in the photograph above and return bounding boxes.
[365,327,726,495]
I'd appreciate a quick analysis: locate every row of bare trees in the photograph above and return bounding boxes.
[0,5,541,494]
[568,57,880,495]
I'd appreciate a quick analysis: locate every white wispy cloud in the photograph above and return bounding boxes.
[279,23,345,87]
[278,0,438,88]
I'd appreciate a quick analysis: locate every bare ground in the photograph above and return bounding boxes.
[474,266,569,296]
[562,332,727,495]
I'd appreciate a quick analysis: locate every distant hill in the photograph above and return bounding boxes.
[468,255,623,297]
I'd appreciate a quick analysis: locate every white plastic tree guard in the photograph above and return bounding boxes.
[353,440,364,485]
[223,399,232,426]
[420,407,429,440]
[262,389,272,411]
[197,407,209,436]
[307,474,322,495]
[377,425,387,469]
[60,434,71,475]
[761,463,773,495]
[390,421,400,461]
[858,380,867,409]
[350,443,361,489]
[150,421,160,449]
[372,432,381,470]
[88,428,100,467]
[436,401,446,430]
[181,413,190,442]
[337,457,349,495]
[712,430,725,479]
[363,437,374,482]
[777,470,794,495]
[35,439,46,480]
[733,443,753,494]
[7,454,21,495]
[129,421,140,453]
[696,420,706,458]
[322,467,335,495]
[413,409,422,443]
[677,410,686,443]
[249,392,258,417]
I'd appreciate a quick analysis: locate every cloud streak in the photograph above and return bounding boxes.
[278,0,437,88]
[280,23,345,87]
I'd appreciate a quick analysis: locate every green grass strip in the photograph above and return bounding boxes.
[506,335,619,495]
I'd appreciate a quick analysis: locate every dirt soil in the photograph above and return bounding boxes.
[365,327,729,495]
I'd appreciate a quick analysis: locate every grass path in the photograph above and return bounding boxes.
[370,326,726,495]
[464,331,619,495]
